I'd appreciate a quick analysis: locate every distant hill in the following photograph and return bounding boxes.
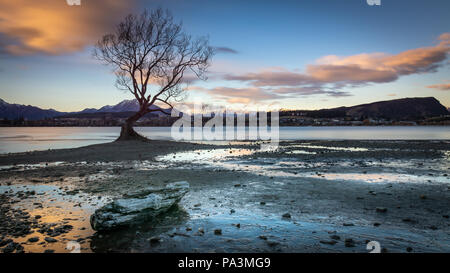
[0,99,169,120]
[305,97,449,120]
[0,98,64,120]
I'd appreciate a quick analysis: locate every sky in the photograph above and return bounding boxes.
[0,0,449,112]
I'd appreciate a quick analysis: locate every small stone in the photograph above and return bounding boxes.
[420,195,427,200]
[198,228,204,234]
[44,237,57,243]
[230,209,235,214]
[343,223,354,226]
[373,223,381,227]
[214,229,222,235]
[149,237,160,244]
[259,235,267,240]
[260,202,266,205]
[320,240,337,245]
[28,237,39,243]
[236,223,240,228]
[406,247,413,252]
[344,238,355,247]
[428,225,438,230]
[186,227,192,231]
[193,203,201,207]
[282,213,291,219]
[2,242,16,253]
[376,207,387,213]
[330,235,340,240]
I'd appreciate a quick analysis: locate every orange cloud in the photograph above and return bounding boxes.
[0,0,134,55]
[225,33,450,89]
[427,83,450,91]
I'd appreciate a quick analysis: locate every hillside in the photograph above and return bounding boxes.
[305,97,449,120]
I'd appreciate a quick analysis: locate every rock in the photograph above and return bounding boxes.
[260,202,266,205]
[259,235,267,240]
[0,238,12,247]
[230,209,235,214]
[420,195,427,200]
[282,213,291,219]
[44,249,55,253]
[376,207,387,213]
[214,229,222,235]
[149,237,160,244]
[44,237,57,243]
[267,241,279,247]
[330,235,341,240]
[28,237,39,243]
[90,181,189,231]
[373,222,381,227]
[2,242,16,253]
[343,223,354,226]
[406,247,413,252]
[344,238,355,247]
[320,240,337,245]
[198,228,204,234]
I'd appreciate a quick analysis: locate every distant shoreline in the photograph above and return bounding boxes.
[0,124,449,128]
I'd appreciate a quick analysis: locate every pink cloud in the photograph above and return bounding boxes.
[427,83,450,91]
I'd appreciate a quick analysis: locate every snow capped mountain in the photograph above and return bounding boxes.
[0,98,169,120]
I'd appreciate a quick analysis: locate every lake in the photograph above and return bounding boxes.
[0,126,449,154]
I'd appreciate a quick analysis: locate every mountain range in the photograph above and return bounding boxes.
[0,99,167,120]
[0,97,448,121]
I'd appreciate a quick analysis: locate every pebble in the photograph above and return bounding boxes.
[330,235,340,240]
[28,237,39,243]
[282,213,291,219]
[149,237,160,244]
[44,237,57,243]
[214,229,222,235]
[344,238,355,247]
[320,240,337,245]
[376,207,387,213]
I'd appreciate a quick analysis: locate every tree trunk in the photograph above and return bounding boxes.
[116,110,148,141]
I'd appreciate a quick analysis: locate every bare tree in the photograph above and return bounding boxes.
[93,8,214,140]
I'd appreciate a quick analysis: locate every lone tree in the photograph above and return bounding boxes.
[94,8,214,140]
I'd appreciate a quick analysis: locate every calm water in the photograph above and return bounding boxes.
[0,126,449,154]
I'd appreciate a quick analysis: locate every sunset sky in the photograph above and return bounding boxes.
[0,0,449,112]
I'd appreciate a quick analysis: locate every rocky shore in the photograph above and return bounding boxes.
[0,139,449,253]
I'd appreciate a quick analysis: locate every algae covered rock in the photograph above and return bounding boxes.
[90,181,189,231]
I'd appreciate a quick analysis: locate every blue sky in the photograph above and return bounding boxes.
[0,0,449,111]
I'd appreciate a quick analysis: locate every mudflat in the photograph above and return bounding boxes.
[0,140,449,253]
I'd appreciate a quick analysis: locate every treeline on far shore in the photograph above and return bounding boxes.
[0,114,449,127]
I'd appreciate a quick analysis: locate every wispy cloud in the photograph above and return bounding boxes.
[427,83,450,91]
[214,46,239,54]
[219,33,450,101]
